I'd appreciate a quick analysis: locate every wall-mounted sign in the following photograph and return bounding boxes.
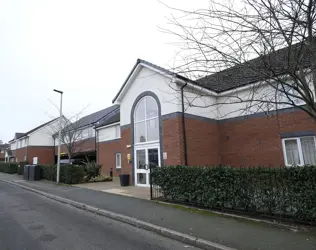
[33,157,38,164]
[163,152,167,160]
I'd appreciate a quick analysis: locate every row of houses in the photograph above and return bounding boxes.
[3,53,316,187]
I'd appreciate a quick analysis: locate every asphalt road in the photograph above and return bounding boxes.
[0,182,200,250]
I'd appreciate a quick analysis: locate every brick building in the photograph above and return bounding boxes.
[6,55,316,187]
[95,58,316,187]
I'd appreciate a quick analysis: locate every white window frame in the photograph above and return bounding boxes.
[115,125,121,138]
[282,136,316,166]
[116,153,121,169]
[134,96,159,145]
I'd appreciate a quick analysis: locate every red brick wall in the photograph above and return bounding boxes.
[27,146,55,165]
[185,117,220,166]
[0,151,5,161]
[119,126,133,183]
[15,147,27,162]
[219,110,316,167]
[98,139,121,176]
[162,116,185,165]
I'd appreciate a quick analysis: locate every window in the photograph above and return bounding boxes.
[282,136,316,166]
[134,96,159,144]
[116,153,121,169]
[115,125,120,138]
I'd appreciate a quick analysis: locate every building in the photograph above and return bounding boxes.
[95,57,316,187]
[6,119,60,164]
[0,143,9,162]
[54,105,119,163]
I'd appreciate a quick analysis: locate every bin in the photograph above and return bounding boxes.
[119,174,130,186]
[23,165,30,180]
[29,165,41,181]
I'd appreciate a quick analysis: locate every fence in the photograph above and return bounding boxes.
[150,165,316,224]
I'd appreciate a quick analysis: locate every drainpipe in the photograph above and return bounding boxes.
[94,126,97,163]
[180,82,188,166]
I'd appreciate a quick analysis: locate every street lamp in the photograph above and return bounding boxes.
[53,89,63,184]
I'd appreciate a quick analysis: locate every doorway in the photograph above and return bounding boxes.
[134,143,160,187]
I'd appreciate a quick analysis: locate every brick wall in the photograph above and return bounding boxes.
[27,146,55,165]
[162,116,185,165]
[119,126,133,184]
[185,117,220,166]
[219,110,316,167]
[0,151,5,161]
[97,139,121,176]
[15,147,27,162]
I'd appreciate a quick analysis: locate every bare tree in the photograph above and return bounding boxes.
[162,0,316,119]
[45,109,94,163]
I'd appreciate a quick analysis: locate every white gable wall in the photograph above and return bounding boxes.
[28,119,60,146]
[117,66,182,126]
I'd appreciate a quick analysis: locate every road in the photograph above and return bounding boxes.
[0,182,199,250]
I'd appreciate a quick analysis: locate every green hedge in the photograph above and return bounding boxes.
[17,161,28,175]
[151,165,316,223]
[0,162,18,174]
[40,164,85,184]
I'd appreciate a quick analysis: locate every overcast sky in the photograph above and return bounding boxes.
[0,0,209,143]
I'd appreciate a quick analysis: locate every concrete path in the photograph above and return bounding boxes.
[74,177,150,199]
[0,181,199,250]
[1,173,316,250]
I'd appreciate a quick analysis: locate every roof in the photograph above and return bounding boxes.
[196,41,315,92]
[15,133,25,139]
[95,111,120,128]
[113,41,315,99]
[0,144,9,149]
[112,59,193,103]
[74,105,119,129]
[59,105,120,135]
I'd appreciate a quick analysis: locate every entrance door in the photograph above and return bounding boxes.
[134,145,160,187]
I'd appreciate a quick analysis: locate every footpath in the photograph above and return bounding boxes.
[0,173,315,250]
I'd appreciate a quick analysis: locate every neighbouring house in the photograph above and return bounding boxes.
[7,119,61,164]
[54,105,119,163]
[95,56,316,187]
[0,143,9,162]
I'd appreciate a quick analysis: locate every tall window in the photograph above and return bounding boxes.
[116,153,121,169]
[134,96,159,144]
[282,136,316,166]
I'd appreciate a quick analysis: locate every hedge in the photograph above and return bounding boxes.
[40,164,85,184]
[17,161,28,175]
[0,162,18,174]
[151,165,316,223]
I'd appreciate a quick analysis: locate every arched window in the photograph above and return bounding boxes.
[134,96,159,144]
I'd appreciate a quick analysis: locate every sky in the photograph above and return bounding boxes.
[0,0,208,143]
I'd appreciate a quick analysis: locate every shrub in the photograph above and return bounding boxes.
[17,161,28,175]
[0,162,18,174]
[39,164,84,184]
[89,175,112,182]
[83,161,101,181]
[151,165,316,223]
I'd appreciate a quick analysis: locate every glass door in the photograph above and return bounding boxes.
[135,146,160,187]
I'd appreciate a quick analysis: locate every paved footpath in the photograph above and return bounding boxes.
[1,173,316,250]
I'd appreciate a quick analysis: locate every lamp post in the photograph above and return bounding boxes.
[53,89,63,184]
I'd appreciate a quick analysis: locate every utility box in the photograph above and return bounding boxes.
[23,165,30,180]
[29,165,41,181]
